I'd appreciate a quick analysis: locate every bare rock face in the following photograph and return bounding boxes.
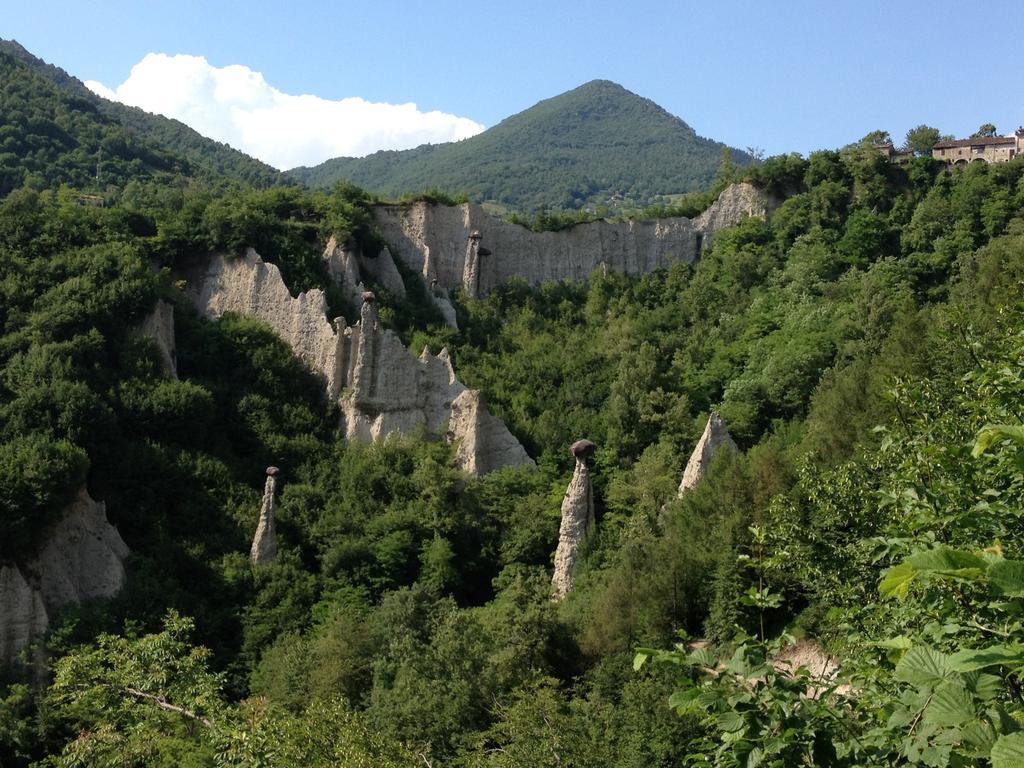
[1,488,129,665]
[447,390,536,475]
[772,639,844,699]
[462,230,484,299]
[132,299,177,378]
[0,566,48,665]
[677,412,738,495]
[186,249,533,475]
[189,249,346,401]
[337,293,458,440]
[429,279,459,330]
[322,237,406,305]
[552,441,597,600]
[373,183,775,298]
[694,182,778,252]
[31,488,130,608]
[250,467,280,566]
[322,236,366,310]
[361,246,407,300]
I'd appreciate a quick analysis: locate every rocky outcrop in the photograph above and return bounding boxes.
[336,292,460,440]
[552,440,597,599]
[187,251,532,475]
[429,279,459,330]
[373,182,775,298]
[250,467,280,566]
[772,639,845,699]
[189,249,346,401]
[1,488,129,665]
[132,299,177,378]
[677,412,738,495]
[0,566,48,666]
[335,294,530,475]
[361,246,407,300]
[322,237,366,310]
[447,390,535,475]
[694,182,777,251]
[322,237,407,306]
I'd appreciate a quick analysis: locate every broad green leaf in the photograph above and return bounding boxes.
[991,731,1024,767]
[875,636,914,650]
[962,719,998,754]
[688,647,715,668]
[716,710,746,733]
[907,546,988,578]
[973,425,1024,458]
[632,652,649,671]
[923,681,975,726]
[668,687,701,712]
[967,672,1004,702]
[989,560,1024,598]
[880,562,917,599]
[896,646,954,687]
[950,645,1024,673]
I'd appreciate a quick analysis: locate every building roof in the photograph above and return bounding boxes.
[934,135,1016,149]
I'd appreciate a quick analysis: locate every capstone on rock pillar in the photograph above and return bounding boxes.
[551,439,597,599]
[462,231,484,299]
[250,466,280,566]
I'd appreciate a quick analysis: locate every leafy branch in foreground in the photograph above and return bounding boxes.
[41,612,417,768]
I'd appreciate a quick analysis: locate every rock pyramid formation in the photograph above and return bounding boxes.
[373,182,777,299]
[322,236,407,306]
[250,467,280,566]
[187,249,533,475]
[677,412,737,495]
[132,299,177,378]
[446,390,533,475]
[1,488,129,664]
[552,439,597,600]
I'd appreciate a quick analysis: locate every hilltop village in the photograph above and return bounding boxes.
[880,126,1024,164]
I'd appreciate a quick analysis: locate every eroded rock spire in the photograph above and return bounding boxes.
[462,231,484,299]
[677,412,737,495]
[552,439,597,600]
[250,467,280,566]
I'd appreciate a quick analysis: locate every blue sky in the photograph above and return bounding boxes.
[5,0,1024,168]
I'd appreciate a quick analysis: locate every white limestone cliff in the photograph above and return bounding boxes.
[132,299,178,378]
[552,440,597,600]
[1,488,129,665]
[186,251,532,476]
[250,467,280,566]
[373,182,776,298]
[677,412,738,495]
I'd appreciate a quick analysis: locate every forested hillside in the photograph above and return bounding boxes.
[3,89,1024,766]
[0,39,282,189]
[290,80,752,212]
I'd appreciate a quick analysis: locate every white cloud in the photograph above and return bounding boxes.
[84,53,485,170]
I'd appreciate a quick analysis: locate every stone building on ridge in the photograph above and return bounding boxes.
[932,128,1024,166]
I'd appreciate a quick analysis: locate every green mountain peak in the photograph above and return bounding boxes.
[290,80,748,211]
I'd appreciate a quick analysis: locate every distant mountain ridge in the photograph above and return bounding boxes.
[0,39,282,189]
[290,80,751,211]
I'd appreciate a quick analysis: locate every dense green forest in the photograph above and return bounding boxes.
[290,80,752,212]
[4,40,1024,767]
[0,40,282,191]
